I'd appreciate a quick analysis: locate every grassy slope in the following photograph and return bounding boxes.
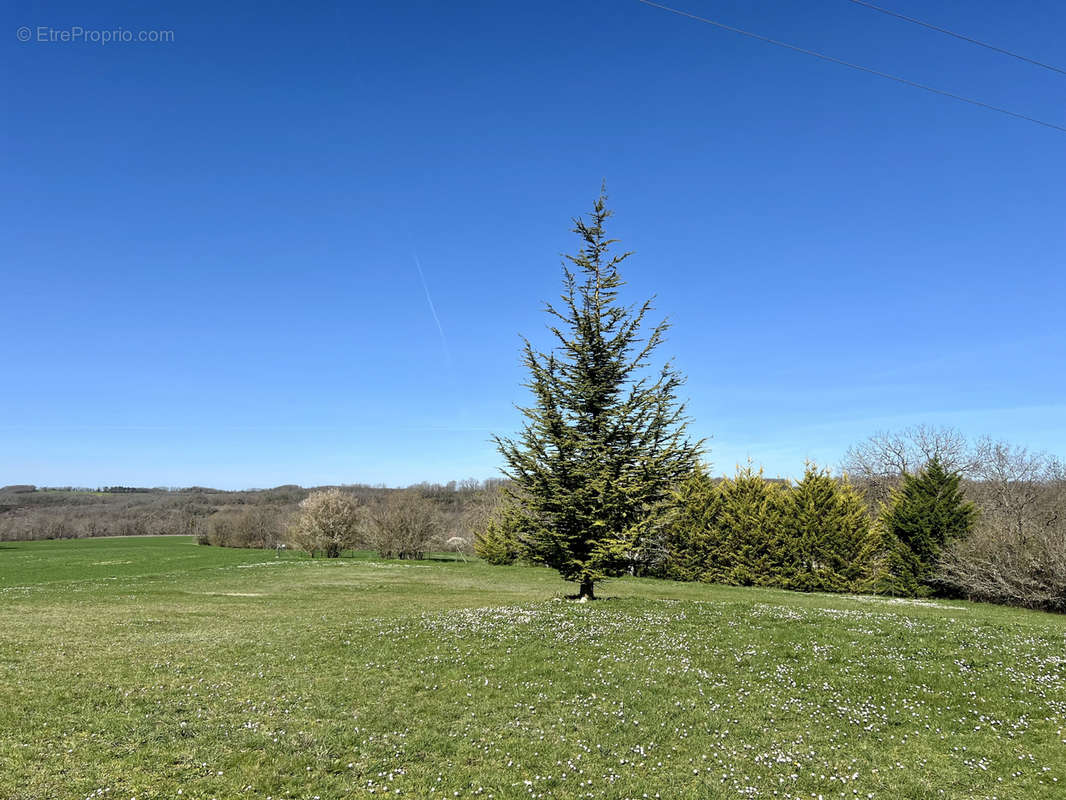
[0,538,1063,800]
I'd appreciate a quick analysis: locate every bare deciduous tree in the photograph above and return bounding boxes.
[970,438,1063,541]
[938,440,1066,610]
[208,506,284,548]
[937,522,1066,611]
[842,424,975,509]
[364,489,441,560]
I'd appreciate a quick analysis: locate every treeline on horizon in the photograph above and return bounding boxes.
[0,480,504,549]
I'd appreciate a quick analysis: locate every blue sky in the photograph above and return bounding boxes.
[3,0,1064,489]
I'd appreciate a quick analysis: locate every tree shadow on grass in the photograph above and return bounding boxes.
[561,593,617,602]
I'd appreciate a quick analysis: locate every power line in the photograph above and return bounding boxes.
[636,0,1066,135]
[846,0,1066,76]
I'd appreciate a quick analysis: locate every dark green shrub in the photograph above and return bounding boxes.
[880,457,977,593]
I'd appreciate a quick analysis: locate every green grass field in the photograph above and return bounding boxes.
[1,537,1063,800]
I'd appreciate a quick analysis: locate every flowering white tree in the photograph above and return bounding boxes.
[289,489,361,558]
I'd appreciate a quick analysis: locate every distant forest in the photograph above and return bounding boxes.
[0,480,503,548]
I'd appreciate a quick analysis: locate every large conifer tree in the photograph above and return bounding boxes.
[494,189,701,599]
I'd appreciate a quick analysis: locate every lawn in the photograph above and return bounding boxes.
[0,537,1063,799]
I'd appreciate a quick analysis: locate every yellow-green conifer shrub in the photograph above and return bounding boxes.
[711,464,784,586]
[780,465,872,593]
[657,466,721,581]
[474,497,525,565]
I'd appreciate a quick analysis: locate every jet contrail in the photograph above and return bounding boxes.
[412,249,452,367]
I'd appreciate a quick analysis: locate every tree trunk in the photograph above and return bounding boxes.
[579,577,595,600]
